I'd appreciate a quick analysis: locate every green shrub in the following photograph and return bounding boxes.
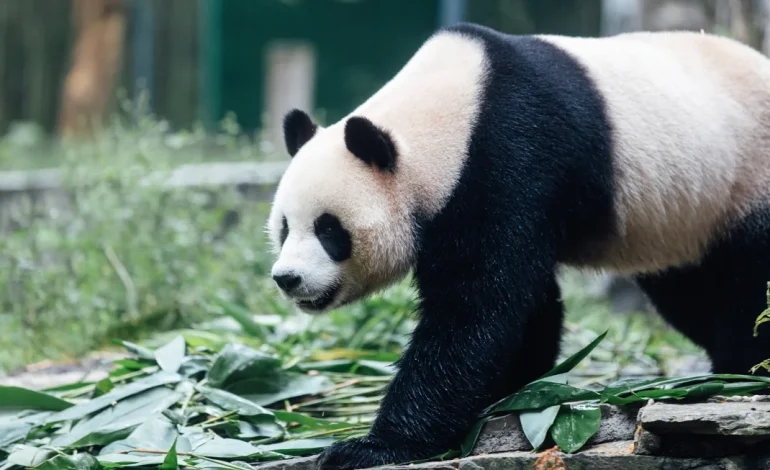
[0,117,279,371]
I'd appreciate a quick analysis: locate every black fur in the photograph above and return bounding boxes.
[636,207,770,376]
[280,216,289,246]
[283,109,317,157]
[318,23,615,469]
[314,213,352,262]
[344,116,398,173]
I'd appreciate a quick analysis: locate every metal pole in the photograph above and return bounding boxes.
[439,0,466,27]
[132,0,154,114]
[197,0,222,130]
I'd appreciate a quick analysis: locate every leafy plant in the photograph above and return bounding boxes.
[456,329,770,457]
[0,123,279,371]
[0,335,388,469]
[4,330,767,468]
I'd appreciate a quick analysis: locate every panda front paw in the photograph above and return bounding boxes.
[315,437,415,470]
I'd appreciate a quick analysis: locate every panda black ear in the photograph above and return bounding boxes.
[344,116,398,173]
[283,109,317,157]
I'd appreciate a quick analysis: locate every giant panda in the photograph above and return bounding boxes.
[267,22,770,469]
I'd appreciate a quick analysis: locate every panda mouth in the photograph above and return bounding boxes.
[297,284,340,312]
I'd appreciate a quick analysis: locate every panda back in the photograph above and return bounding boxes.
[540,32,770,272]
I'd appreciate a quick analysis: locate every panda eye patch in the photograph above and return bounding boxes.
[280,216,289,246]
[314,213,352,262]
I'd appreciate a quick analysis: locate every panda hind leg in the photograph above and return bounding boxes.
[634,264,717,356]
[637,208,770,379]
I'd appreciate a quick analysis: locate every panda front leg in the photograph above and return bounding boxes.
[317,238,563,469]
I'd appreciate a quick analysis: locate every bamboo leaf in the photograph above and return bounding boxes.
[93,378,115,398]
[0,422,32,448]
[520,405,560,450]
[46,371,181,424]
[35,453,100,470]
[197,386,274,417]
[216,298,269,338]
[541,330,607,379]
[681,381,725,399]
[99,415,182,455]
[491,382,600,413]
[192,438,262,458]
[720,381,770,396]
[97,454,169,468]
[0,387,73,412]
[154,336,187,373]
[603,387,689,405]
[260,438,336,455]
[116,340,156,361]
[207,344,281,387]
[460,416,489,457]
[550,404,601,453]
[355,360,396,376]
[234,420,284,439]
[52,387,182,447]
[273,411,350,431]
[227,373,333,406]
[7,445,55,467]
[160,437,179,470]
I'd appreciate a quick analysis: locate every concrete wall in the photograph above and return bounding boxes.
[0,161,288,233]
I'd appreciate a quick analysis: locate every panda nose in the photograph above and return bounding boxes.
[273,273,302,292]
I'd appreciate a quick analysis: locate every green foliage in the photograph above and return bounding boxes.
[0,386,73,412]
[550,404,601,453]
[458,333,770,455]
[0,126,275,371]
[0,336,388,468]
[4,332,765,468]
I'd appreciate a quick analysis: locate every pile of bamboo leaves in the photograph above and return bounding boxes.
[3,331,770,469]
[0,335,392,469]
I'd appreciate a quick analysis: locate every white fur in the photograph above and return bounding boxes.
[541,31,770,273]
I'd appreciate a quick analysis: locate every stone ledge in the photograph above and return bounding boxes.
[138,161,289,189]
[634,400,770,459]
[253,400,770,470]
[253,441,770,470]
[472,403,641,454]
[0,168,62,192]
[639,401,770,436]
[0,161,289,232]
[0,161,289,193]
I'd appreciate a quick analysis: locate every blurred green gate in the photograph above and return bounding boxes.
[203,0,602,133]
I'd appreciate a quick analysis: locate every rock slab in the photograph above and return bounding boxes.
[471,403,640,454]
[634,401,770,458]
[253,441,770,470]
[639,401,770,436]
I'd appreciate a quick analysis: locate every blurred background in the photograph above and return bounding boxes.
[1,0,768,385]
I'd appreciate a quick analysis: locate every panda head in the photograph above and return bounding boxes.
[267,109,416,314]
